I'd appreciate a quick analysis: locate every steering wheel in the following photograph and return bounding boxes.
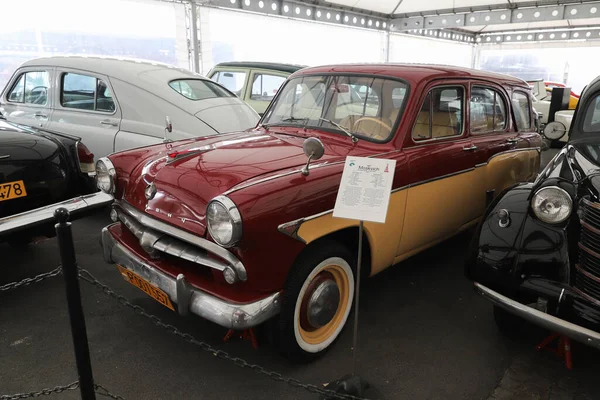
[29,86,48,104]
[352,117,392,140]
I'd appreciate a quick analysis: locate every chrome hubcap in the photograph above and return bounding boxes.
[306,279,340,328]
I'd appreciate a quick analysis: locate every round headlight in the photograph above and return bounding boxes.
[206,196,242,247]
[96,157,116,194]
[531,186,572,224]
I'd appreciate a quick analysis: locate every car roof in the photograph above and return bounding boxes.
[20,56,244,115]
[22,56,205,83]
[212,61,307,74]
[292,63,530,88]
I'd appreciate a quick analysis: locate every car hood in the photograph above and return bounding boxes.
[121,129,355,236]
[0,121,62,164]
[194,97,259,133]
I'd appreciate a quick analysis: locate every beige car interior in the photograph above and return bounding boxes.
[412,89,462,141]
[332,83,402,141]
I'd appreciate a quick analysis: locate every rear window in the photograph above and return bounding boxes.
[169,79,233,101]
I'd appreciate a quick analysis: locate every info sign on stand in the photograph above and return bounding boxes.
[322,156,395,400]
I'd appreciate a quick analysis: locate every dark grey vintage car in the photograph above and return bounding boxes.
[0,117,113,245]
[466,75,600,349]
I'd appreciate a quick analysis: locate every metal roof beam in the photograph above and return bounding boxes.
[208,0,389,31]
[392,1,600,31]
[477,25,600,43]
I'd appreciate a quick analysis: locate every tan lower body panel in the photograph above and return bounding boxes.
[295,148,539,276]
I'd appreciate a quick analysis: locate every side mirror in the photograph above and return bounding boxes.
[301,137,325,176]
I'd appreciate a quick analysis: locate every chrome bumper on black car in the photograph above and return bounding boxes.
[0,192,114,235]
[475,282,600,349]
[101,224,281,329]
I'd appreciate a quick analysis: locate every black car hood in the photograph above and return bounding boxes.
[0,120,63,163]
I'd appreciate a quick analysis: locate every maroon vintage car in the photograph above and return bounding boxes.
[98,64,542,362]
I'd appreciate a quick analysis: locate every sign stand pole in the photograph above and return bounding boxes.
[352,220,364,376]
[321,156,394,399]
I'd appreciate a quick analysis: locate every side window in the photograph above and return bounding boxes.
[250,73,286,101]
[412,86,464,141]
[470,86,507,134]
[61,73,115,112]
[8,71,49,105]
[512,91,532,131]
[213,70,246,97]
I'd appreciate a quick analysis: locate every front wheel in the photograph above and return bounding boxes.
[276,242,355,363]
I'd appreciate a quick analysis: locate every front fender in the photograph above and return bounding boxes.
[466,181,573,297]
[466,183,534,293]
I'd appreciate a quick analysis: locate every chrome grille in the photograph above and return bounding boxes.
[577,199,600,301]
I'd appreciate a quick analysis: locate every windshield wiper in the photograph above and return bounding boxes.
[319,118,358,143]
[260,117,309,130]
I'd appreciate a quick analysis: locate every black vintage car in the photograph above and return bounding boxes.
[0,117,113,245]
[466,75,600,349]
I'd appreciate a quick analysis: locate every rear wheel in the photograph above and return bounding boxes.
[276,242,355,363]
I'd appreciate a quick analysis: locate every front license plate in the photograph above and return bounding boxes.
[117,265,175,311]
[0,180,27,202]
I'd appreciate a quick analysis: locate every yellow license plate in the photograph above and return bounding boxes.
[0,180,27,202]
[117,265,175,311]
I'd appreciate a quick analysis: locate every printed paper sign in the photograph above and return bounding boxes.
[333,156,396,223]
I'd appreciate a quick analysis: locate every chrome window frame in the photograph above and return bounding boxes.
[410,84,467,144]
[469,85,509,135]
[58,71,118,115]
[6,70,51,107]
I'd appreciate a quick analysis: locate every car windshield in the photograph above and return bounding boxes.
[169,79,233,101]
[262,75,408,142]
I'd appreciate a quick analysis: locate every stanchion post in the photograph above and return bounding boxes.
[352,220,363,376]
[55,208,96,400]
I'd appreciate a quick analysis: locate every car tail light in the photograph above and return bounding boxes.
[76,141,96,175]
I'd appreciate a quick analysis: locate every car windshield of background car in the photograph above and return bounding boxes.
[262,75,408,142]
[169,79,234,101]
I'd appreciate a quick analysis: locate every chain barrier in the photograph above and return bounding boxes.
[0,381,79,399]
[94,383,126,400]
[0,267,62,293]
[78,267,369,400]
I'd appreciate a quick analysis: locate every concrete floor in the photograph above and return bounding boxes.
[1,146,598,400]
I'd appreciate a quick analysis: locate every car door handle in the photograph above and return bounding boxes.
[34,112,47,118]
[100,120,118,127]
[506,138,519,144]
[462,145,478,151]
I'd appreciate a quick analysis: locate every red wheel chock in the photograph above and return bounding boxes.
[536,332,572,369]
[223,328,258,349]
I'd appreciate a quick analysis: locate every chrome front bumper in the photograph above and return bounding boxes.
[101,224,281,329]
[0,191,114,235]
[475,282,600,349]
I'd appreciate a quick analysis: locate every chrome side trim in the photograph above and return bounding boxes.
[474,147,541,168]
[223,149,402,196]
[222,160,342,196]
[116,200,247,281]
[475,282,600,350]
[0,192,114,235]
[101,225,280,328]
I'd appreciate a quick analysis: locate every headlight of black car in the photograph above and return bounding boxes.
[96,157,116,194]
[206,195,242,248]
[531,186,572,224]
